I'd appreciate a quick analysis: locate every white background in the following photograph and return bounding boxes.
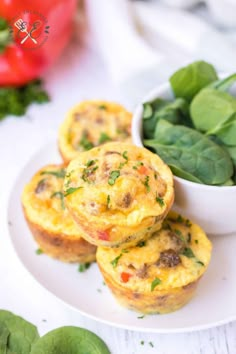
[0,14,236,354]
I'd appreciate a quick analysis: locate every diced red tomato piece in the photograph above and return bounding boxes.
[121,272,132,283]
[137,165,148,175]
[98,230,110,241]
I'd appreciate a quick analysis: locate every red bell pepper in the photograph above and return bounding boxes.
[0,0,77,86]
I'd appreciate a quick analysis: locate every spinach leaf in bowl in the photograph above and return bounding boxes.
[144,120,234,185]
[209,73,236,92]
[143,97,190,139]
[170,61,218,102]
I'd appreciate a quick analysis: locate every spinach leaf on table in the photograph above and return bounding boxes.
[0,310,39,354]
[31,326,110,354]
[144,120,233,185]
[169,61,218,102]
[190,88,236,133]
[143,97,190,139]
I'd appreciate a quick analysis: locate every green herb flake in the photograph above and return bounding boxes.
[140,340,145,344]
[151,277,162,291]
[64,187,83,197]
[174,229,185,242]
[36,248,43,255]
[143,175,150,192]
[51,191,65,210]
[78,263,91,272]
[156,195,165,207]
[86,160,96,167]
[149,341,154,348]
[107,195,111,208]
[195,239,199,244]
[138,315,145,320]
[185,219,192,227]
[187,232,192,243]
[98,104,107,110]
[108,170,120,185]
[110,254,123,268]
[137,241,146,247]
[79,133,94,151]
[98,132,111,144]
[133,161,144,170]
[181,247,195,258]
[176,214,184,223]
[122,151,128,160]
[41,169,66,179]
[82,164,98,182]
[196,260,205,266]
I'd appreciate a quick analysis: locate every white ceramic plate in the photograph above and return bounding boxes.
[7,142,236,333]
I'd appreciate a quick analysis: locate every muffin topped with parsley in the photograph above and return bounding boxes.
[96,211,212,314]
[58,100,132,164]
[22,164,96,263]
[63,142,174,248]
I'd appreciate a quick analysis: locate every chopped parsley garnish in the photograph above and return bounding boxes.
[36,248,43,255]
[181,247,195,258]
[196,260,205,266]
[138,316,145,320]
[156,195,165,207]
[163,222,172,231]
[151,277,161,291]
[176,214,184,223]
[154,172,158,180]
[82,161,98,183]
[51,191,65,209]
[132,161,144,170]
[108,170,120,185]
[137,241,146,247]
[187,232,192,243]
[98,104,107,110]
[118,151,129,169]
[79,132,94,151]
[143,175,150,192]
[110,249,127,268]
[174,229,185,242]
[98,132,111,144]
[41,169,66,178]
[140,340,145,344]
[110,254,123,268]
[78,263,91,272]
[185,219,192,227]
[149,342,154,348]
[107,195,111,208]
[122,151,128,161]
[195,239,199,244]
[86,159,96,167]
[64,186,82,197]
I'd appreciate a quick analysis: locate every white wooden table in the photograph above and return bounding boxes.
[0,23,235,354]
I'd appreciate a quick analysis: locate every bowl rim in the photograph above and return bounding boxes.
[132,81,236,191]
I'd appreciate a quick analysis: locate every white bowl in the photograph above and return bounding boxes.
[132,82,236,236]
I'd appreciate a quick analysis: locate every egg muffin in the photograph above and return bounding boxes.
[64,142,174,248]
[96,212,212,314]
[22,164,96,263]
[58,100,132,164]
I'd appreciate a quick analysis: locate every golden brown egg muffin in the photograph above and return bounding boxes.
[96,212,212,314]
[64,142,174,248]
[58,100,132,164]
[22,164,96,263]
